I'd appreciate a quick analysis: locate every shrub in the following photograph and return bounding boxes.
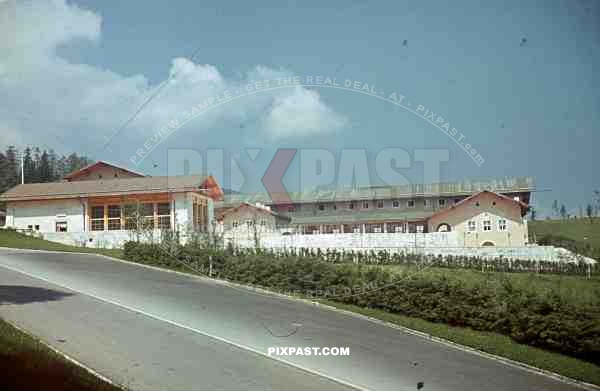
[121,240,600,364]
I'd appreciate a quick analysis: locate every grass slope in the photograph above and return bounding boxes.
[530,217,600,248]
[0,228,122,259]
[0,318,123,391]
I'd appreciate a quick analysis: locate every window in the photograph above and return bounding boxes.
[372,224,382,233]
[424,199,432,208]
[107,205,121,230]
[349,202,355,210]
[55,221,67,232]
[392,200,400,208]
[34,225,40,231]
[394,225,403,233]
[362,200,369,209]
[246,220,254,228]
[407,200,415,208]
[232,221,239,228]
[468,220,476,232]
[498,218,507,231]
[91,206,104,231]
[483,219,491,231]
[353,226,361,233]
[318,204,324,211]
[27,225,33,231]
[438,199,446,207]
[376,200,384,209]
[157,203,171,230]
[125,203,154,230]
[416,225,424,233]
[287,206,294,213]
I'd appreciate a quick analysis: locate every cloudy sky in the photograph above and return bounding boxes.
[0,0,598,216]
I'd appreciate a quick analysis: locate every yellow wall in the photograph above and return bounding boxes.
[428,192,528,247]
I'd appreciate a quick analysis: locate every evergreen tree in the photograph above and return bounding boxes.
[22,147,36,184]
[5,146,19,188]
[559,204,567,219]
[0,152,9,193]
[586,203,594,222]
[552,200,559,217]
[48,149,58,181]
[39,150,52,182]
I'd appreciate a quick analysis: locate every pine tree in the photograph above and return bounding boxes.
[39,150,52,182]
[5,146,19,188]
[559,204,567,220]
[48,149,58,181]
[22,147,36,184]
[0,152,9,193]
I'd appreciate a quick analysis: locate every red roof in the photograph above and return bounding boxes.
[64,161,145,180]
[200,176,224,201]
[429,190,529,219]
[217,202,283,221]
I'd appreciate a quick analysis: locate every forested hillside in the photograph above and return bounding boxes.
[0,146,92,194]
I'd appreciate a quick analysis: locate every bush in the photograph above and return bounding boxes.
[122,240,600,364]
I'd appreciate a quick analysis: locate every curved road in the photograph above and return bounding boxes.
[0,248,592,391]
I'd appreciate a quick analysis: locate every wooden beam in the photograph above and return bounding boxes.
[103,205,108,231]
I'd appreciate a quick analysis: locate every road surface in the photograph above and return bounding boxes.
[0,248,591,391]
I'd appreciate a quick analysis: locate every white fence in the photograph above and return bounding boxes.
[225,232,462,250]
[37,229,596,264]
[224,232,596,264]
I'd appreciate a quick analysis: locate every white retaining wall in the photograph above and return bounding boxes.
[224,232,596,264]
[226,232,462,250]
[43,230,164,249]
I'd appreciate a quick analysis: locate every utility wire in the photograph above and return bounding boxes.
[101,45,204,151]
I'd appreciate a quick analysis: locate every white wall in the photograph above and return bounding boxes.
[223,232,595,264]
[43,230,164,249]
[225,232,463,250]
[7,199,86,233]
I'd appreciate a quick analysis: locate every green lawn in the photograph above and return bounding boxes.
[0,317,123,391]
[0,229,122,259]
[530,217,600,247]
[323,301,600,386]
[529,218,600,260]
[378,263,600,307]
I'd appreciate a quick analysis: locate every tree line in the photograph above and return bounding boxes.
[0,146,92,194]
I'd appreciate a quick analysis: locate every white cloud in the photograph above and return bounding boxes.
[262,86,348,139]
[0,0,347,154]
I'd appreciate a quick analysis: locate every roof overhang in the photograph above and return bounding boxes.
[64,160,146,180]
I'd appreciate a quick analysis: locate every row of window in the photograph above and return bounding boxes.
[302,224,425,234]
[309,198,453,212]
[90,203,171,231]
[231,219,268,228]
[467,218,507,232]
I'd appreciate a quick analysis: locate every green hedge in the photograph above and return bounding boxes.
[123,240,600,364]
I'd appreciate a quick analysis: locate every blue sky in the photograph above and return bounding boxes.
[1,0,598,217]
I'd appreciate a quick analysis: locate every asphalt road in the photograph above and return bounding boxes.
[0,248,590,391]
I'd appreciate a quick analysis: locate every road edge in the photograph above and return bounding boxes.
[1,316,122,389]
[2,246,599,391]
